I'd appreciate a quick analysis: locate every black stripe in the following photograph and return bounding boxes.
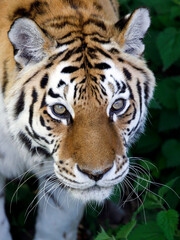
[94,63,111,70]
[70,76,78,83]
[99,74,105,82]
[40,93,46,109]
[25,126,50,144]
[19,132,32,151]
[74,54,83,62]
[119,82,126,94]
[61,47,76,61]
[56,39,75,48]
[40,116,45,127]
[128,80,142,136]
[19,132,51,157]
[29,88,38,127]
[61,66,79,73]
[87,47,97,59]
[40,73,49,88]
[118,57,124,62]
[58,80,66,88]
[137,79,142,115]
[100,84,107,96]
[45,62,53,69]
[14,89,25,118]
[84,19,106,31]
[31,147,51,157]
[109,48,120,54]
[50,22,78,29]
[115,80,121,91]
[48,88,61,98]
[127,83,134,100]
[90,75,98,83]
[74,84,78,99]
[144,82,149,104]
[58,32,74,41]
[91,37,110,44]
[123,67,132,80]
[96,47,112,59]
[127,103,136,124]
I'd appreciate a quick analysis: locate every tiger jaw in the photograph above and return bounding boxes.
[54,160,129,202]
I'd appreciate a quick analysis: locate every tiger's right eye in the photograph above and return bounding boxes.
[52,104,67,117]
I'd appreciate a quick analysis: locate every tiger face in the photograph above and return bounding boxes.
[6,6,155,202]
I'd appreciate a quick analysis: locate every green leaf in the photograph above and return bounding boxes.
[138,0,173,14]
[158,177,180,198]
[116,219,136,239]
[149,99,162,109]
[128,222,165,240]
[95,228,111,240]
[134,129,161,153]
[156,79,178,109]
[159,111,180,131]
[157,210,179,240]
[144,193,163,210]
[162,139,180,167]
[176,88,180,115]
[157,28,180,70]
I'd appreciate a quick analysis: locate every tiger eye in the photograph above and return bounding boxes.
[112,99,124,110]
[53,104,66,115]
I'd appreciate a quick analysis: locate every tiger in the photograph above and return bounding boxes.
[0,0,155,239]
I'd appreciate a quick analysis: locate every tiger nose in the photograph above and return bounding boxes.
[77,165,112,181]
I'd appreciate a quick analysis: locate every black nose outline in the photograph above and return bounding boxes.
[77,165,112,181]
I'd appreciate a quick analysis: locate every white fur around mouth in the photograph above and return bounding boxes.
[69,185,113,203]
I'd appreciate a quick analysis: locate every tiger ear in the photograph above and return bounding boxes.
[8,18,47,66]
[115,8,150,56]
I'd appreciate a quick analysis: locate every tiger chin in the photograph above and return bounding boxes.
[0,0,155,239]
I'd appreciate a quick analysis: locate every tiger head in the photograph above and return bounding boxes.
[7,7,155,202]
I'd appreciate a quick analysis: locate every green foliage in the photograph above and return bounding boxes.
[157,210,179,240]
[116,219,136,239]
[95,178,180,240]
[157,28,180,70]
[95,228,112,240]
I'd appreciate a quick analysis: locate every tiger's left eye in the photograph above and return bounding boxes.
[112,99,125,112]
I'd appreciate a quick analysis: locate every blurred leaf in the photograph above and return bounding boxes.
[157,210,179,240]
[156,79,178,109]
[116,219,136,239]
[158,177,180,199]
[157,28,180,70]
[162,139,180,167]
[144,193,163,210]
[145,30,161,68]
[172,76,180,84]
[149,99,162,109]
[137,0,173,14]
[128,222,165,240]
[176,88,180,115]
[159,111,180,131]
[134,129,161,153]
